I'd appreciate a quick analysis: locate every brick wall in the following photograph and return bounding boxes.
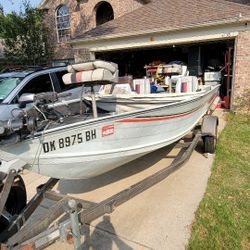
[233,30,250,107]
[0,39,4,59]
[42,0,145,62]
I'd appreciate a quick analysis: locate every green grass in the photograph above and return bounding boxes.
[188,113,250,250]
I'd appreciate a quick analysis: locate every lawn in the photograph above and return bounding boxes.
[188,113,250,250]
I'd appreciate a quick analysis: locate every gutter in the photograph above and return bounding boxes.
[69,16,250,45]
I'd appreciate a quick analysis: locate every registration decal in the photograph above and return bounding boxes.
[102,124,114,137]
[42,129,96,153]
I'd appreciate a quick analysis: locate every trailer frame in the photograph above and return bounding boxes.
[0,130,205,250]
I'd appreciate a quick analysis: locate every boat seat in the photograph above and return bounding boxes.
[67,60,118,74]
[171,65,189,84]
[175,76,199,93]
[63,60,118,86]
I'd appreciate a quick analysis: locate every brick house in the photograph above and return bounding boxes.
[40,0,250,109]
[39,0,150,64]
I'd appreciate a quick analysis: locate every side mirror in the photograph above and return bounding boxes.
[18,93,35,108]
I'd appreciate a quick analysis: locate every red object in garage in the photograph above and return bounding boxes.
[223,96,230,109]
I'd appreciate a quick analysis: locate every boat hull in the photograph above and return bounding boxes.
[0,86,219,179]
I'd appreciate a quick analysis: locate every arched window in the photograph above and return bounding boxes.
[95,2,114,26]
[56,5,71,42]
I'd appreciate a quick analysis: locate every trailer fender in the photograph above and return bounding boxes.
[201,115,219,137]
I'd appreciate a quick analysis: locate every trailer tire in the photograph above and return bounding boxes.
[201,115,218,154]
[0,175,27,233]
[203,135,216,154]
[5,177,27,214]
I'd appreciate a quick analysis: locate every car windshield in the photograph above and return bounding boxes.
[0,77,23,103]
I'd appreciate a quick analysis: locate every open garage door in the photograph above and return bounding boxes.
[96,39,235,108]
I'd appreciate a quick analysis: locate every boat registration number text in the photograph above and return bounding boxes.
[42,129,96,153]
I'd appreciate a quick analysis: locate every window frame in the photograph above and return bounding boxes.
[11,73,55,104]
[55,5,71,43]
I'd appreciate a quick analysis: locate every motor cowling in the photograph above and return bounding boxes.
[0,117,37,144]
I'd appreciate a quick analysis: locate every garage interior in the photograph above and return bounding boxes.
[96,39,235,108]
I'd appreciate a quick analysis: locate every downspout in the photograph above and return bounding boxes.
[231,36,238,111]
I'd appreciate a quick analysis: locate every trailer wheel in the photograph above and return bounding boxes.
[0,175,27,233]
[203,135,216,154]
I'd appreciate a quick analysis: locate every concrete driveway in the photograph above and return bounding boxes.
[21,109,226,250]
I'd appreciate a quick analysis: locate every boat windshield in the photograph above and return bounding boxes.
[0,77,23,103]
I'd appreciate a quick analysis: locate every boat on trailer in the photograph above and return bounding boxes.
[0,60,220,180]
[0,60,220,244]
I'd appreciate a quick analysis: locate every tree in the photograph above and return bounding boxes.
[0,1,53,66]
[0,4,3,15]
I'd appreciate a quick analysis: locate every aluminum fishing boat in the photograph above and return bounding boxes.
[0,90,220,179]
[0,60,220,179]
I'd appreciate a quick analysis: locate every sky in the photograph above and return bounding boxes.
[0,0,42,14]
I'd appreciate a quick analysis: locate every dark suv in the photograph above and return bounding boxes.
[0,66,82,121]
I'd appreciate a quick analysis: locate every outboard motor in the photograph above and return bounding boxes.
[0,92,72,145]
[0,117,37,137]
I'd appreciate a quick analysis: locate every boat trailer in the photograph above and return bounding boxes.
[0,115,218,250]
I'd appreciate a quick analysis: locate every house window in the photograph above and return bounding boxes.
[56,5,71,43]
[95,2,114,26]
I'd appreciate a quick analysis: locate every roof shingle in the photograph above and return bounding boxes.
[73,0,250,41]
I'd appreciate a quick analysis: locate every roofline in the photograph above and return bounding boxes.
[38,0,151,10]
[69,15,250,45]
[38,0,49,9]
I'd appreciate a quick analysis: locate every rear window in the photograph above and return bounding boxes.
[19,74,53,95]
